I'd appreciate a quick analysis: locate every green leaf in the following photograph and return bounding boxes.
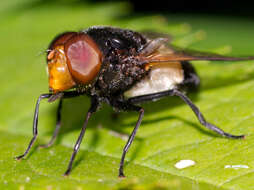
[1,1,254,189]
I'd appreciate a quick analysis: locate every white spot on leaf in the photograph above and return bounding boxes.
[224,165,249,170]
[98,179,103,182]
[174,160,195,169]
[26,176,30,182]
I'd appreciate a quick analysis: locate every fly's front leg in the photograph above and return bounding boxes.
[15,91,82,160]
[15,93,52,160]
[128,89,244,139]
[39,98,63,148]
[39,91,83,148]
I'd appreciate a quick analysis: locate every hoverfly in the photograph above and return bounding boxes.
[15,26,254,177]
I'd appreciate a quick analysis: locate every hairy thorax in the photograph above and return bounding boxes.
[96,54,148,97]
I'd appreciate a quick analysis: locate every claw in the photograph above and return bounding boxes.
[118,173,126,178]
[63,169,71,177]
[15,155,24,161]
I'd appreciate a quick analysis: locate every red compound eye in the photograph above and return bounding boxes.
[65,33,102,84]
[48,32,76,55]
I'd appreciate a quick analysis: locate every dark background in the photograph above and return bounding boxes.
[96,0,254,18]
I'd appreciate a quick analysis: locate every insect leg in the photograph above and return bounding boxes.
[112,102,144,178]
[39,98,63,148]
[128,89,244,139]
[119,107,144,177]
[15,93,52,160]
[15,91,82,160]
[39,91,84,148]
[63,96,99,176]
[172,89,244,139]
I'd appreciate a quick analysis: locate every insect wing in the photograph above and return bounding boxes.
[142,42,254,65]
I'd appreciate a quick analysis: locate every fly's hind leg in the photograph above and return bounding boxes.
[128,89,244,139]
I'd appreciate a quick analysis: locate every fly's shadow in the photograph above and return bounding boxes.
[45,91,201,146]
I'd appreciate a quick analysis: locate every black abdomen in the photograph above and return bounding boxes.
[179,61,200,92]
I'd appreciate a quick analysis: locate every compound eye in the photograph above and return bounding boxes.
[47,32,76,59]
[65,33,102,84]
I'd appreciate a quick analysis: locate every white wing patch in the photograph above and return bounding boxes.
[124,62,184,98]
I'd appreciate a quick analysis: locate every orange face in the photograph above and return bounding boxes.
[47,32,102,93]
[47,45,76,93]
